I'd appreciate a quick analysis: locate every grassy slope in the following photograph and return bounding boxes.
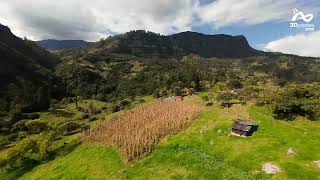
[16,97,320,179]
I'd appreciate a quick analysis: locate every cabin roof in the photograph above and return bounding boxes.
[231,119,255,132]
[231,124,252,132]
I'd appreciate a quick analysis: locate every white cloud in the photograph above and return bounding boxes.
[265,31,320,57]
[0,0,319,42]
[0,0,197,41]
[196,0,320,28]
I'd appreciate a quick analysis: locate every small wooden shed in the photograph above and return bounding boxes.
[231,119,257,136]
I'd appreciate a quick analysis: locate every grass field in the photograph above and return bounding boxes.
[3,96,320,179]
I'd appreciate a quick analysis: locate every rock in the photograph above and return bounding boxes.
[262,162,281,175]
[200,127,207,134]
[286,148,297,156]
[314,160,320,168]
[210,139,215,145]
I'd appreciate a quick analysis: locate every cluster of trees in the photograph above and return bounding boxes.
[0,131,79,170]
[271,83,320,120]
[1,26,320,123]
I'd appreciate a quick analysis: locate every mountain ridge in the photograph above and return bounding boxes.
[105,30,262,58]
[0,23,61,112]
[35,39,91,50]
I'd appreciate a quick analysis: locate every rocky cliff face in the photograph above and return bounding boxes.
[94,30,261,58]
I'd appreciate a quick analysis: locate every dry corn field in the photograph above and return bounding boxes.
[82,100,200,161]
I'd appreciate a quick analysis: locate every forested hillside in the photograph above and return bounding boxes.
[0,26,320,179]
[0,24,60,113]
[55,30,320,103]
[35,39,90,50]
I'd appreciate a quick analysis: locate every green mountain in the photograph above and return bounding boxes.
[0,24,61,112]
[35,39,90,50]
[72,30,261,58]
[54,30,319,103]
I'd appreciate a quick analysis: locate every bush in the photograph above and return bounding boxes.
[58,122,82,135]
[80,113,89,120]
[227,79,243,89]
[0,131,56,169]
[111,104,120,113]
[81,125,90,131]
[25,121,48,134]
[202,95,209,102]
[272,84,320,120]
[139,98,146,104]
[111,99,133,113]
[118,99,132,109]
[11,120,28,132]
[88,116,98,122]
[0,138,37,169]
[6,133,18,141]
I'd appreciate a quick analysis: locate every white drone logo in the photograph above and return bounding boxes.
[292,8,313,23]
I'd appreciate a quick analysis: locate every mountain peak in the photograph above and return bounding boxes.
[97,30,261,58]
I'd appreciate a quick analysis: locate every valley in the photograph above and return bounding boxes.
[0,24,319,179]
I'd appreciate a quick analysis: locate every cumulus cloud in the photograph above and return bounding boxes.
[0,0,197,41]
[196,0,320,28]
[265,31,320,57]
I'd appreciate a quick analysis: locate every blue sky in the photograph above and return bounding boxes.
[0,0,319,56]
[194,0,320,51]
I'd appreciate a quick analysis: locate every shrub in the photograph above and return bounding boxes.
[0,131,56,169]
[227,79,243,89]
[139,98,146,104]
[118,99,132,109]
[80,113,89,120]
[58,122,82,135]
[111,99,133,113]
[272,84,320,120]
[0,138,37,169]
[11,120,28,132]
[88,116,98,122]
[202,95,209,102]
[25,121,48,134]
[111,104,120,113]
